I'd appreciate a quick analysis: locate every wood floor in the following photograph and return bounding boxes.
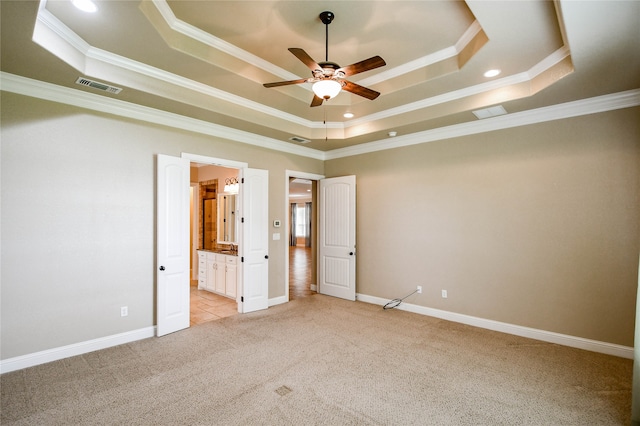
[289,246,315,299]
[190,246,314,326]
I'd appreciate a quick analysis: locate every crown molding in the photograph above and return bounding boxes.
[325,89,640,160]
[149,0,301,83]
[32,2,577,140]
[358,20,483,88]
[33,5,317,129]
[2,73,637,162]
[0,72,325,160]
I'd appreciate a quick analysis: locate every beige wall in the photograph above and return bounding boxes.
[326,107,640,346]
[0,92,323,359]
[1,90,637,361]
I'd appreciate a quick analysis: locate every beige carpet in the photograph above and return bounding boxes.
[1,294,632,425]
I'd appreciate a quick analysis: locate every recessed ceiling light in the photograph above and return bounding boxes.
[72,0,97,13]
[343,112,354,118]
[483,69,501,78]
[388,131,397,137]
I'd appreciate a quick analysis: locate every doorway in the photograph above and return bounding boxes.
[157,153,269,336]
[286,171,324,301]
[189,162,241,325]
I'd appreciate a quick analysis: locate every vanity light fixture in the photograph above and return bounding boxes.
[71,0,97,13]
[223,177,239,194]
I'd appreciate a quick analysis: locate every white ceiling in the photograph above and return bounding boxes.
[1,1,639,155]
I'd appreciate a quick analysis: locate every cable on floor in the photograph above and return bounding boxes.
[383,289,419,310]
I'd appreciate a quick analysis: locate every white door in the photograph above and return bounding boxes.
[319,175,356,301]
[156,154,191,336]
[241,168,269,313]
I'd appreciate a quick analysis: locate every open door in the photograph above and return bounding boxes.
[319,175,356,301]
[156,154,191,336]
[241,168,269,313]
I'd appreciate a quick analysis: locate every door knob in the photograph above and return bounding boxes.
[265,255,269,259]
[159,266,165,271]
[349,252,354,256]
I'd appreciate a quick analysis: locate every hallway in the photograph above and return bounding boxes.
[289,246,315,300]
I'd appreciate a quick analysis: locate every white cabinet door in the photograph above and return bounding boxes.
[156,154,190,336]
[319,175,356,301]
[225,257,237,298]
[206,254,216,292]
[215,255,226,294]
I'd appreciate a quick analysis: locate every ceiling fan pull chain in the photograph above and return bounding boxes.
[324,105,328,142]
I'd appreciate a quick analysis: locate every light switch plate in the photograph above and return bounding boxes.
[273,233,281,240]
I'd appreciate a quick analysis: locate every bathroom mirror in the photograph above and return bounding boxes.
[217,194,237,244]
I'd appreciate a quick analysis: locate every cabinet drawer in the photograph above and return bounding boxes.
[226,256,237,265]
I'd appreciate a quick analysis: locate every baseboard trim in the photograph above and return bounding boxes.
[356,293,633,359]
[0,327,156,374]
[269,295,288,307]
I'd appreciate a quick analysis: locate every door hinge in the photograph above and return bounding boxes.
[241,217,244,223]
[241,296,244,302]
[241,178,244,184]
[241,257,244,262]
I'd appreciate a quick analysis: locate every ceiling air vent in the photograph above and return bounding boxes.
[289,136,311,144]
[472,105,507,120]
[75,77,122,94]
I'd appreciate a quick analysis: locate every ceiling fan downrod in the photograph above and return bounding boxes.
[319,11,334,62]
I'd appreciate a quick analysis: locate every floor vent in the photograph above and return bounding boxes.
[289,136,311,144]
[75,77,123,94]
[274,385,293,396]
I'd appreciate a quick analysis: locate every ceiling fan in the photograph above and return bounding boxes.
[263,11,386,107]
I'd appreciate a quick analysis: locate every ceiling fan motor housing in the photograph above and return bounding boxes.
[319,11,334,25]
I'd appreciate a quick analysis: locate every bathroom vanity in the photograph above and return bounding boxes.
[197,250,237,299]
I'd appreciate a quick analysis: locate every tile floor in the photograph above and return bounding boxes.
[190,284,239,326]
[190,246,314,326]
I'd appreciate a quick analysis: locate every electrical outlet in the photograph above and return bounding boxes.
[441,290,448,299]
[417,286,422,294]
[121,306,128,317]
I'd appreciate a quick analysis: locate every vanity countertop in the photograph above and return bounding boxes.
[199,248,238,256]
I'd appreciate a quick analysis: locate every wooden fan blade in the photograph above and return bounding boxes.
[289,48,322,72]
[263,78,308,88]
[310,94,324,107]
[342,80,380,100]
[337,56,386,77]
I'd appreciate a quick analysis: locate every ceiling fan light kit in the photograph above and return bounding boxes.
[263,11,386,107]
[312,79,342,100]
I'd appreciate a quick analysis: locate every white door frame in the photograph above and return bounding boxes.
[190,182,199,281]
[181,153,249,311]
[284,170,324,302]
